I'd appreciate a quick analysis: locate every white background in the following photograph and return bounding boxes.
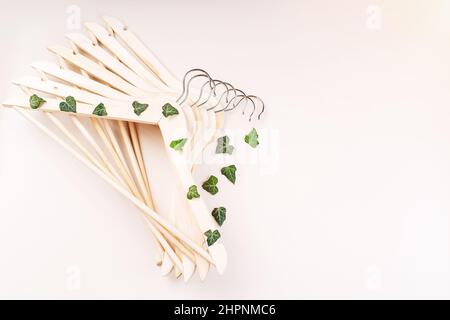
[1,0,450,299]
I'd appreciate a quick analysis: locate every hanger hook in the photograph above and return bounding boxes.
[190,78,215,108]
[176,68,213,103]
[246,95,265,120]
[206,81,237,111]
[240,96,256,121]
[178,73,212,105]
[210,85,240,112]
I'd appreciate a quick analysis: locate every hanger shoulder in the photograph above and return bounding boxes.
[65,32,155,93]
[102,16,179,89]
[84,22,167,91]
[31,61,131,101]
[158,112,227,274]
[13,76,115,106]
[48,45,148,97]
[2,96,164,125]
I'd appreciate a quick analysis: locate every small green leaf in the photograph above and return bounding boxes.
[244,128,259,148]
[162,103,179,117]
[132,100,149,116]
[221,165,237,184]
[92,103,107,116]
[65,96,76,108]
[202,175,219,195]
[187,185,200,200]
[211,207,226,226]
[29,94,46,109]
[170,138,187,151]
[216,136,234,155]
[204,229,221,246]
[59,96,77,113]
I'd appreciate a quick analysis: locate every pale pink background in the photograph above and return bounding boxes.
[1,0,450,299]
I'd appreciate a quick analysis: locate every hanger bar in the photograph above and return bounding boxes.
[1,16,233,278]
[159,116,227,274]
[2,97,163,125]
[31,61,131,101]
[13,76,120,106]
[62,33,182,271]
[13,106,213,265]
[103,16,179,90]
[48,45,148,97]
[84,22,169,92]
[66,32,157,93]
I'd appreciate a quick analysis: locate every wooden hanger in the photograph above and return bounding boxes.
[1,16,265,280]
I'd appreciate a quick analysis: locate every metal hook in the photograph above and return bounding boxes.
[193,79,220,108]
[190,78,215,108]
[240,96,256,121]
[247,95,265,120]
[221,88,247,112]
[207,81,237,111]
[176,68,265,120]
[211,86,241,112]
[176,68,213,103]
[178,73,212,105]
[222,94,248,115]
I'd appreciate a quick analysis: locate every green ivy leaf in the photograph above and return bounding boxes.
[29,94,46,109]
[132,100,149,116]
[244,128,259,148]
[204,229,221,246]
[187,185,200,200]
[170,138,187,151]
[65,96,76,108]
[202,175,219,195]
[162,103,179,117]
[216,136,234,155]
[92,103,107,116]
[221,165,237,184]
[59,96,77,113]
[211,207,226,226]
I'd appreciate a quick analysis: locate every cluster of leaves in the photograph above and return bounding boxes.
[28,97,260,247]
[48,98,258,248]
[31,94,109,116]
[177,125,260,246]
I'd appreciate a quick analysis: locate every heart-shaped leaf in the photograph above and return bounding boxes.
[221,165,236,184]
[162,103,179,117]
[65,96,76,108]
[132,100,148,116]
[216,136,234,155]
[204,229,221,246]
[59,96,77,113]
[170,138,187,151]
[202,175,219,195]
[187,185,200,200]
[92,103,107,116]
[211,207,226,226]
[29,94,46,109]
[244,128,259,148]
